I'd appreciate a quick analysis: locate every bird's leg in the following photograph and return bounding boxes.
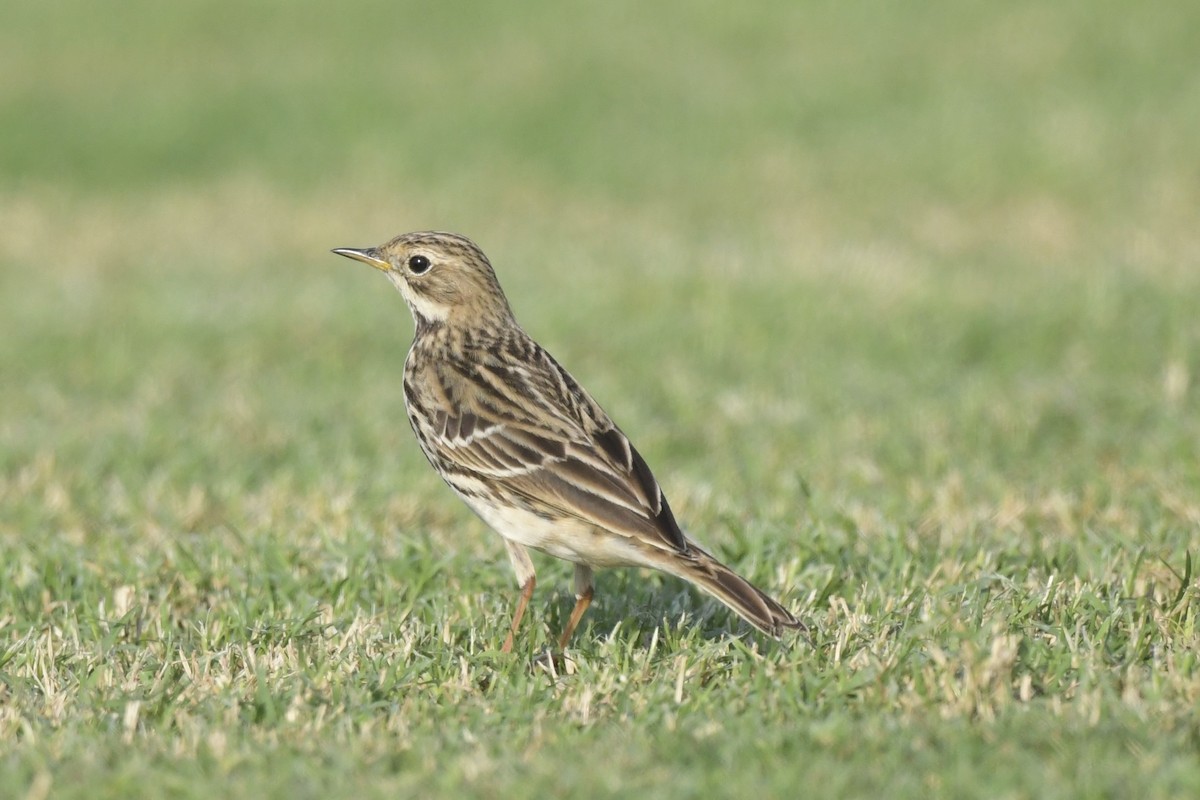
[501,540,537,653]
[501,575,536,653]
[557,565,595,650]
[557,588,593,650]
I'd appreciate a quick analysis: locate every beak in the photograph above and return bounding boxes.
[331,246,390,272]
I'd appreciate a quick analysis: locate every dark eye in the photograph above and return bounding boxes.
[408,254,431,274]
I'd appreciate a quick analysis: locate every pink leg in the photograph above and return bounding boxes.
[501,576,536,653]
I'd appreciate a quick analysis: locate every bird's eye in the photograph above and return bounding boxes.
[408,254,431,274]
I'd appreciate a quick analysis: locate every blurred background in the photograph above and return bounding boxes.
[3,0,1198,540]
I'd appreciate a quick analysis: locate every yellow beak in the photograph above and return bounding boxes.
[331,247,389,271]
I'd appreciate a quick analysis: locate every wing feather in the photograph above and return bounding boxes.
[411,343,688,554]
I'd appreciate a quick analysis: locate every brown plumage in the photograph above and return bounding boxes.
[333,231,802,649]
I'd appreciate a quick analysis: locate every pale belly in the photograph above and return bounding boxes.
[459,492,651,569]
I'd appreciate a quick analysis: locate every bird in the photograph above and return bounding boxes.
[333,231,802,651]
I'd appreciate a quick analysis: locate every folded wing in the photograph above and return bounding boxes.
[421,344,688,555]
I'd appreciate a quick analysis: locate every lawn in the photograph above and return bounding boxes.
[2,1,1198,797]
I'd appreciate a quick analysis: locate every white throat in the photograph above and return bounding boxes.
[387,272,449,323]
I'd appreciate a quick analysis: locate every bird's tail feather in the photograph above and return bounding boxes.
[663,546,803,637]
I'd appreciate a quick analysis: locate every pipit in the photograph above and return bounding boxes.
[333,232,802,651]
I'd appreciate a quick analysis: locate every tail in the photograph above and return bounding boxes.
[662,545,804,637]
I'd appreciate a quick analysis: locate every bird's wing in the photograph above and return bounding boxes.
[416,345,688,555]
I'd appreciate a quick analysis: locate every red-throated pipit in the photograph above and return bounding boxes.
[333,232,802,651]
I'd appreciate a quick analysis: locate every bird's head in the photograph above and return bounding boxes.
[333,231,514,331]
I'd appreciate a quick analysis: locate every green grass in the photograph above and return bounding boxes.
[2,1,1199,797]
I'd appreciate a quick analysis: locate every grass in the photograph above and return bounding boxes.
[2,1,1199,797]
